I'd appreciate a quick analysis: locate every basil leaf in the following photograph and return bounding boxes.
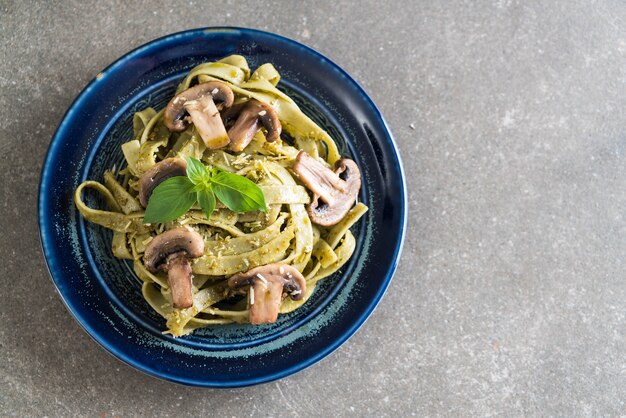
[143,176,196,223]
[186,156,209,185]
[191,183,207,193]
[197,188,216,220]
[211,171,267,213]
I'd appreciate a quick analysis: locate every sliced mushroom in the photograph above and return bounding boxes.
[228,263,306,325]
[292,151,362,226]
[226,99,282,152]
[138,157,187,207]
[144,227,205,309]
[163,81,234,132]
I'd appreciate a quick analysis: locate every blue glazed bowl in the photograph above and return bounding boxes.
[38,28,406,387]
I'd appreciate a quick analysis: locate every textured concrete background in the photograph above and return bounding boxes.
[2,0,625,416]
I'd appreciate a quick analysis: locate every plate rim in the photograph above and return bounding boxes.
[38,26,407,387]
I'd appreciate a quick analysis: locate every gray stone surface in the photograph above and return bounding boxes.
[1,0,625,416]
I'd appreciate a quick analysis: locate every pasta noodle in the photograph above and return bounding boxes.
[74,55,368,336]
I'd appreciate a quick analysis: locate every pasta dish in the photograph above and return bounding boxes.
[74,55,367,337]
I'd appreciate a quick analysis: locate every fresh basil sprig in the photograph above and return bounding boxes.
[143,157,267,224]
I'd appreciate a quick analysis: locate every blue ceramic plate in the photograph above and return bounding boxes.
[38,28,406,387]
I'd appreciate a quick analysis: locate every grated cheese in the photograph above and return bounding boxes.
[256,273,269,286]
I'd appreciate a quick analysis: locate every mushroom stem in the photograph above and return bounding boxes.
[250,279,283,324]
[228,116,260,152]
[166,253,194,309]
[184,95,231,149]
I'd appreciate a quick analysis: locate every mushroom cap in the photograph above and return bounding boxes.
[227,99,282,152]
[144,227,205,273]
[138,158,187,207]
[227,263,306,300]
[164,81,235,132]
[292,151,362,226]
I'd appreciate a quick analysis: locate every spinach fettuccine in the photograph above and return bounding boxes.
[74,55,367,337]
